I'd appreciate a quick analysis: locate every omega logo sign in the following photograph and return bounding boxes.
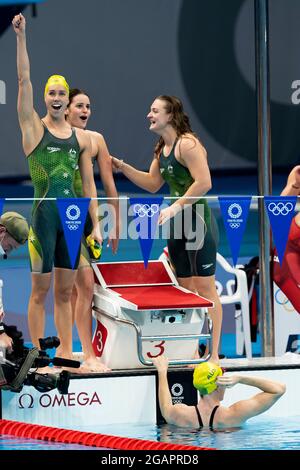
[18,391,102,409]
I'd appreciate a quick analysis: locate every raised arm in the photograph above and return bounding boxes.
[78,131,102,244]
[218,374,286,426]
[95,133,120,253]
[12,14,42,155]
[281,165,300,196]
[112,156,164,193]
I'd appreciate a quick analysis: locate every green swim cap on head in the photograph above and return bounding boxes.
[193,361,223,395]
[0,212,29,244]
[44,75,70,97]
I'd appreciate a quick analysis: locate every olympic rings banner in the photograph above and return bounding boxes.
[218,197,252,266]
[129,197,163,267]
[56,198,91,269]
[264,196,297,265]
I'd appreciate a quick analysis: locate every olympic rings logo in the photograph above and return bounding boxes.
[228,203,242,219]
[267,202,294,216]
[133,204,159,218]
[274,288,295,312]
[67,224,79,230]
[66,204,81,220]
[229,223,240,229]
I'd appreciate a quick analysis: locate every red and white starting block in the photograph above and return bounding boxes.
[92,260,214,369]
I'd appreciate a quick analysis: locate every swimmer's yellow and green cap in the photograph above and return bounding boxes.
[44,75,70,97]
[193,361,223,395]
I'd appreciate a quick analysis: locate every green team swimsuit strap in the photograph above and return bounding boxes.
[28,124,81,273]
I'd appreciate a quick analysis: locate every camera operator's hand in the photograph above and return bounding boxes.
[0,332,13,353]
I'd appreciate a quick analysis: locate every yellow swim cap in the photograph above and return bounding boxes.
[193,361,223,395]
[44,75,70,97]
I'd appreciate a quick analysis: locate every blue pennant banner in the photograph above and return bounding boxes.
[0,199,4,218]
[218,197,252,266]
[129,197,163,268]
[56,198,91,269]
[264,196,297,265]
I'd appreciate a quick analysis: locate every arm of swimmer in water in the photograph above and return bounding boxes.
[152,356,190,426]
[218,375,286,426]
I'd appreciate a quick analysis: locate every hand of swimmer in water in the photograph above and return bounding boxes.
[12,13,26,35]
[152,355,169,373]
[158,204,181,225]
[216,374,240,389]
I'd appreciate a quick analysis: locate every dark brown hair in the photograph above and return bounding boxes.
[68,88,90,106]
[153,95,198,159]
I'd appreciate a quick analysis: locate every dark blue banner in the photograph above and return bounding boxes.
[264,196,297,265]
[56,198,90,269]
[218,197,252,266]
[0,199,4,217]
[129,197,163,268]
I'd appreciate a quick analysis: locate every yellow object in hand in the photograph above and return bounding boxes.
[86,235,102,260]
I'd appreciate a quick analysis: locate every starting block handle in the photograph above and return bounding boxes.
[137,318,213,366]
[138,333,212,366]
[141,333,211,342]
[93,307,213,367]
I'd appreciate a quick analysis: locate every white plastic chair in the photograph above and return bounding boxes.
[159,249,252,358]
[216,253,252,358]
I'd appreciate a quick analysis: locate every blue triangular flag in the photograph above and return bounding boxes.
[56,198,90,269]
[129,197,163,268]
[264,196,296,265]
[218,197,252,266]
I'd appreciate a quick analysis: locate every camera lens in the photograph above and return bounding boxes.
[169,316,176,323]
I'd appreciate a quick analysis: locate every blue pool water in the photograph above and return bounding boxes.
[1,416,300,450]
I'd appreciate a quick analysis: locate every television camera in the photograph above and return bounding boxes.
[0,325,80,395]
